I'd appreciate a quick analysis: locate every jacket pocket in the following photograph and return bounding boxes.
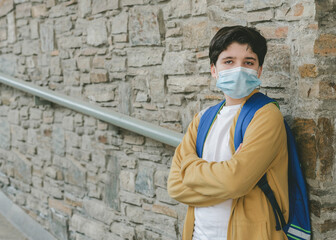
[233,220,269,240]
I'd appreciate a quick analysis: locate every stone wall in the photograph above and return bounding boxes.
[0,0,335,239]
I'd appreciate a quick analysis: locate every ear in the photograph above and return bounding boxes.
[211,64,217,79]
[257,65,263,78]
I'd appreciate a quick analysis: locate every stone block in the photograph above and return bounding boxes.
[135,225,161,240]
[136,152,160,163]
[49,3,76,18]
[165,27,182,38]
[120,170,136,192]
[244,0,283,11]
[78,0,91,18]
[263,44,290,73]
[127,48,164,67]
[167,75,209,93]
[0,28,6,41]
[104,155,120,210]
[156,187,179,204]
[64,156,86,187]
[8,110,20,125]
[92,151,107,168]
[84,84,115,102]
[135,91,149,102]
[77,57,91,73]
[129,6,161,46]
[160,109,180,122]
[50,57,61,76]
[0,0,13,17]
[152,204,178,218]
[7,11,16,43]
[52,126,65,156]
[299,64,318,78]
[182,19,210,49]
[71,214,107,240]
[64,70,80,86]
[192,0,207,16]
[30,19,39,39]
[58,36,82,49]
[135,164,155,197]
[207,7,246,25]
[0,54,16,75]
[0,120,10,150]
[122,0,146,6]
[15,2,32,19]
[49,198,72,216]
[62,58,77,71]
[83,197,115,225]
[32,4,47,18]
[111,11,128,34]
[92,56,105,69]
[49,209,69,240]
[154,169,168,188]
[163,51,196,75]
[292,118,317,179]
[314,34,336,56]
[110,222,135,239]
[126,205,144,223]
[319,80,336,100]
[54,17,72,34]
[22,40,40,56]
[87,18,107,46]
[92,0,118,14]
[275,2,315,21]
[257,25,288,39]
[316,118,334,181]
[105,56,126,72]
[30,108,42,120]
[13,150,32,184]
[118,81,131,115]
[165,0,191,19]
[247,9,274,22]
[166,38,183,52]
[90,69,108,83]
[143,211,177,238]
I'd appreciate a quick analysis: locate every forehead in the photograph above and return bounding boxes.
[219,42,257,57]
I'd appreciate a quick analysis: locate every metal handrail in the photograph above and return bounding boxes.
[0,72,183,147]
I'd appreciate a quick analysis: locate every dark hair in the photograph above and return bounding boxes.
[209,26,267,66]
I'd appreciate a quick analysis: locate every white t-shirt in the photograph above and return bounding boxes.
[193,103,241,240]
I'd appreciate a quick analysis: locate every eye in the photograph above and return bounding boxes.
[245,61,254,66]
[224,60,233,64]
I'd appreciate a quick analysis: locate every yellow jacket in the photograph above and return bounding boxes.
[168,91,289,240]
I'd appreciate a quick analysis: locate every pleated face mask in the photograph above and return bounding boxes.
[216,66,261,99]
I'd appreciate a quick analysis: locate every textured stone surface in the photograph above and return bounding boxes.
[87,18,108,46]
[0,0,334,239]
[129,6,161,46]
[0,0,14,17]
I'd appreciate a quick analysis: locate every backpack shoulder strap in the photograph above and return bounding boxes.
[196,100,226,158]
[234,92,286,231]
[234,92,277,150]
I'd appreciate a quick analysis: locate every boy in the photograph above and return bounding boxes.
[167,26,289,240]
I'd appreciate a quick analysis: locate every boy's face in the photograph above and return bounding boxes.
[211,42,262,78]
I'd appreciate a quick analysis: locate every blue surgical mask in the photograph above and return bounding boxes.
[216,67,261,99]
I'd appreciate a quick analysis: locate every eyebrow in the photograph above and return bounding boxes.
[220,56,257,61]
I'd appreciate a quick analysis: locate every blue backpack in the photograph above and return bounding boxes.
[196,92,311,240]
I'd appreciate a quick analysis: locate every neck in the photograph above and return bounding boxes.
[224,94,246,106]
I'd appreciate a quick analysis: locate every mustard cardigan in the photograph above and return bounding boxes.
[168,91,289,240]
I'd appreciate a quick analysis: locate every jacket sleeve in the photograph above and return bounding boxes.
[180,104,287,201]
[167,114,226,207]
